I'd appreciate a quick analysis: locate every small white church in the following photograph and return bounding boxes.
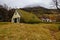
[11,10,21,23]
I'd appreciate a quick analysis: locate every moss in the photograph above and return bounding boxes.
[18,10,41,23]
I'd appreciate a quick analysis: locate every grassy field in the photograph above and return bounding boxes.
[0,22,60,40]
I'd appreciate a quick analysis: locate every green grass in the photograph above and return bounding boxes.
[0,22,60,40]
[18,9,41,23]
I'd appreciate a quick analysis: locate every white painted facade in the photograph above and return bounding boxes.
[11,10,21,23]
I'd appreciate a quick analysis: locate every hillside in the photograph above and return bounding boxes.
[0,5,60,22]
[21,7,59,14]
[21,7,60,22]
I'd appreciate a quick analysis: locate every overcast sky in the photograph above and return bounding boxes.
[0,0,56,8]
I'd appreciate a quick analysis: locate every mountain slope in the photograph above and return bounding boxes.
[20,7,60,22]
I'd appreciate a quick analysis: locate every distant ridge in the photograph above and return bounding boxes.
[20,6,59,17]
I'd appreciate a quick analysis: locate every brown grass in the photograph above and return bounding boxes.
[0,23,60,40]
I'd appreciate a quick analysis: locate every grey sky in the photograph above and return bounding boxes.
[0,0,55,8]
